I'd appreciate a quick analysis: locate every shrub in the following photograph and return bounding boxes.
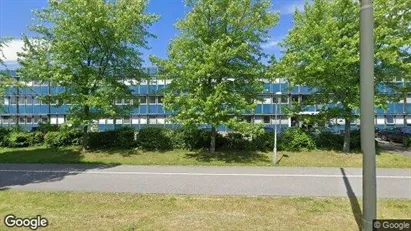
[136,127,172,150]
[314,131,344,150]
[0,127,10,147]
[7,132,31,148]
[278,128,316,151]
[37,123,60,133]
[404,137,411,148]
[44,129,83,148]
[28,131,44,146]
[253,131,275,151]
[88,129,136,149]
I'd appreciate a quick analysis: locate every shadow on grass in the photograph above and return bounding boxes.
[340,168,362,231]
[0,147,119,190]
[184,149,270,163]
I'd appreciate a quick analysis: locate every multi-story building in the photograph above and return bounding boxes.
[1,68,410,132]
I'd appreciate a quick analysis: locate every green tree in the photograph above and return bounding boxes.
[152,0,278,153]
[276,0,407,153]
[18,0,158,151]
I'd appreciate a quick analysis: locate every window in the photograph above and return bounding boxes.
[18,97,25,104]
[291,95,299,103]
[19,117,26,124]
[263,116,270,124]
[281,95,288,104]
[26,117,32,123]
[33,97,41,105]
[123,116,131,124]
[386,116,394,124]
[140,96,147,104]
[26,97,33,105]
[116,99,123,105]
[9,96,17,105]
[148,96,156,104]
[41,117,48,123]
[124,99,131,105]
[158,96,163,104]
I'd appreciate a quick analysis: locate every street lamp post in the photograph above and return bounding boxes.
[360,0,376,230]
[273,92,281,165]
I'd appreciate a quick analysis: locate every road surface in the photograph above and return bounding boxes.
[0,164,410,198]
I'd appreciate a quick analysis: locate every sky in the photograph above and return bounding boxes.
[0,0,305,69]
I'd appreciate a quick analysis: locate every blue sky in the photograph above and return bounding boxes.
[0,0,304,68]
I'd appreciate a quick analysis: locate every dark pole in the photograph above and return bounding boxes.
[360,0,377,230]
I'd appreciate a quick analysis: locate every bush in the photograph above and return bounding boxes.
[44,129,83,148]
[221,133,253,151]
[136,127,172,150]
[7,132,31,148]
[314,131,344,150]
[28,131,44,146]
[404,137,411,148]
[278,128,316,151]
[253,131,275,151]
[88,129,136,149]
[0,127,10,147]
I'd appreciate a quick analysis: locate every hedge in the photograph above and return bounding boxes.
[88,128,136,149]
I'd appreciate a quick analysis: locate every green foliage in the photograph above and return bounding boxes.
[253,131,275,151]
[136,127,173,151]
[44,130,83,148]
[278,128,316,152]
[28,132,44,146]
[37,123,60,133]
[7,132,31,148]
[152,0,278,152]
[88,129,136,149]
[403,137,411,148]
[276,0,409,152]
[18,0,159,150]
[0,127,10,147]
[314,131,344,151]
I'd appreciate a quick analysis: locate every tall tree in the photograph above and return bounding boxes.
[276,0,406,153]
[18,0,158,151]
[152,0,278,153]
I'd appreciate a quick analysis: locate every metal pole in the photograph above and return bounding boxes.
[360,0,376,230]
[273,97,277,165]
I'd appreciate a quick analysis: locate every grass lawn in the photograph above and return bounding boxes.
[0,191,410,230]
[0,146,410,168]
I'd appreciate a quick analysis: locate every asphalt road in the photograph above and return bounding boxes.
[0,164,410,198]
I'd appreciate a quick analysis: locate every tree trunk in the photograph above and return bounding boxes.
[82,125,88,152]
[343,117,351,153]
[82,106,90,152]
[210,126,216,153]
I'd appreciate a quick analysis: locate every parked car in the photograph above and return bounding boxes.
[377,127,411,143]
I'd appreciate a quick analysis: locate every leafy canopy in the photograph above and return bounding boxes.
[152,0,278,135]
[18,0,159,126]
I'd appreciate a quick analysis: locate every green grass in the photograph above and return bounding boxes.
[0,146,410,168]
[0,191,410,230]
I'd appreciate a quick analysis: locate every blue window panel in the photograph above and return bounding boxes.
[385,86,394,94]
[303,106,316,112]
[263,104,271,114]
[300,86,310,94]
[105,124,115,131]
[280,83,289,92]
[9,106,17,114]
[25,106,34,114]
[375,108,385,114]
[40,105,49,114]
[132,108,140,114]
[157,85,165,91]
[140,85,148,94]
[149,85,157,93]
[33,106,41,113]
[130,86,139,94]
[33,86,42,94]
[41,87,49,94]
[395,104,404,113]
[291,86,299,94]
[19,106,26,114]
[387,103,395,113]
[406,104,411,113]
[149,105,157,114]
[157,105,164,114]
[272,83,280,93]
[376,84,385,93]
[263,83,270,92]
[256,105,263,114]
[139,105,147,113]
[98,125,106,131]
[217,125,227,132]
[50,106,59,113]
